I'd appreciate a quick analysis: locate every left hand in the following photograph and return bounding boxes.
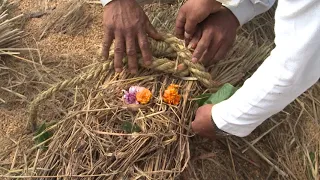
[191,104,216,140]
[175,0,222,45]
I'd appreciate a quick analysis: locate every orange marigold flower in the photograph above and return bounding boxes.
[136,88,152,104]
[163,84,180,105]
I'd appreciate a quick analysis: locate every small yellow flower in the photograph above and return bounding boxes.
[163,84,180,105]
[136,88,152,104]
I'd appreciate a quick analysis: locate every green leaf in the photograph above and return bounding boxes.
[309,152,315,165]
[34,123,53,150]
[203,83,237,105]
[122,122,141,133]
[307,152,316,179]
[195,93,212,106]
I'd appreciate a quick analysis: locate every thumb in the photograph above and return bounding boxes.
[210,1,222,14]
[191,116,203,134]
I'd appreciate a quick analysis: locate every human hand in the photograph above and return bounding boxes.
[191,104,216,140]
[189,7,240,66]
[102,0,162,74]
[175,0,222,45]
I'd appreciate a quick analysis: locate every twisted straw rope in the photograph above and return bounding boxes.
[28,34,216,131]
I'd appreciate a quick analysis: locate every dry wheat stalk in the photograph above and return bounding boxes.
[40,0,92,39]
[0,0,23,51]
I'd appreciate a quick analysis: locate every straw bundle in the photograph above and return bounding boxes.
[0,0,23,54]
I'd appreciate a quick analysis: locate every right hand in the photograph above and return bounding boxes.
[102,0,162,74]
[188,7,240,66]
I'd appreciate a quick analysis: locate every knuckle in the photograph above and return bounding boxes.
[103,41,111,47]
[139,41,149,49]
[126,49,137,56]
[114,46,124,53]
[122,26,136,33]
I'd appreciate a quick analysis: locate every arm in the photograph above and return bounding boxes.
[211,0,320,137]
[222,0,276,26]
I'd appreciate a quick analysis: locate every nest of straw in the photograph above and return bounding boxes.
[25,38,271,180]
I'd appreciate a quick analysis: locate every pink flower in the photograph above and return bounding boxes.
[122,86,144,104]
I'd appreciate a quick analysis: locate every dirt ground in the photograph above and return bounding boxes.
[0,0,319,179]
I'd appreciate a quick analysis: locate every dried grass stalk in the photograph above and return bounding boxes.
[0,0,23,50]
[40,0,92,39]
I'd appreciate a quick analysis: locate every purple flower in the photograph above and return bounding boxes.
[123,86,144,104]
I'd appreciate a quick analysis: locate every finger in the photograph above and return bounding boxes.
[177,63,187,71]
[114,33,125,72]
[200,40,219,66]
[191,119,201,134]
[146,20,163,40]
[188,29,202,49]
[184,18,198,40]
[192,31,212,63]
[213,40,234,62]
[102,28,114,60]
[199,50,212,66]
[138,31,152,66]
[211,1,223,13]
[191,117,216,140]
[175,10,186,39]
[125,33,138,74]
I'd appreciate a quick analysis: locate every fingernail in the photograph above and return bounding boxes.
[187,44,193,49]
[145,61,152,66]
[192,57,197,63]
[115,68,122,72]
[130,69,137,74]
[184,32,191,39]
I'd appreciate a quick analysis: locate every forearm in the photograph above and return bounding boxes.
[222,0,276,26]
[212,0,320,137]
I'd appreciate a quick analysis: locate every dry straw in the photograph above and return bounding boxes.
[22,34,271,179]
[40,0,91,39]
[2,1,276,179]
[0,0,24,55]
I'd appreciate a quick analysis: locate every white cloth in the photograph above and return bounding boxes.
[212,0,320,137]
[100,0,112,6]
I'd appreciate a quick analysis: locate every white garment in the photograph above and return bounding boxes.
[100,0,112,6]
[212,0,320,137]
